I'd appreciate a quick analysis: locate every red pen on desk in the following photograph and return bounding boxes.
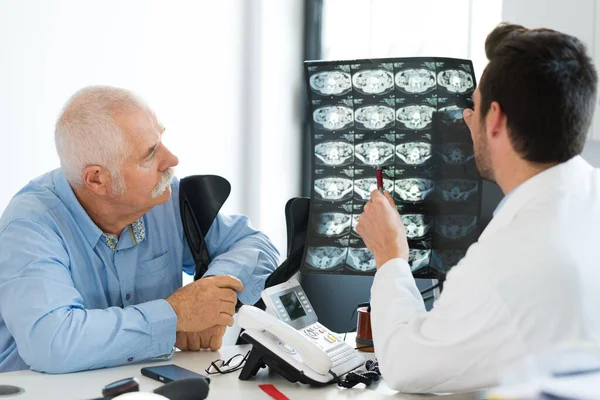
[376,168,384,193]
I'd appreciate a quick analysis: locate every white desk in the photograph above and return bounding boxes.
[0,344,482,400]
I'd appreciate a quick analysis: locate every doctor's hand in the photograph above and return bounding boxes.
[356,190,409,269]
[166,275,243,332]
[175,325,227,351]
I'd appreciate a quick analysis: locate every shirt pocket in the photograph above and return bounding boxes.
[135,250,177,301]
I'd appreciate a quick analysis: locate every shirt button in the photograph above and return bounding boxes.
[128,357,134,362]
[126,293,131,301]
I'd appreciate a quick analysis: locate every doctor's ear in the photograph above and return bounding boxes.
[486,101,508,139]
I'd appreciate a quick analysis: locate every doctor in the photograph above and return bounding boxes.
[356,23,600,393]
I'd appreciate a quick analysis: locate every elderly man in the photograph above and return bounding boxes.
[357,24,600,392]
[0,86,279,373]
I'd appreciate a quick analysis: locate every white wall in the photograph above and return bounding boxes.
[322,0,503,83]
[502,0,595,46]
[502,0,600,141]
[239,0,305,250]
[0,0,304,257]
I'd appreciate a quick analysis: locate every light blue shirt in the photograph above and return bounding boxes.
[0,170,279,373]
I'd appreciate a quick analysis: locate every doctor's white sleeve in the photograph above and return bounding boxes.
[370,257,526,393]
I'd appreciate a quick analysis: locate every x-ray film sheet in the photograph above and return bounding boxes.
[303,57,483,278]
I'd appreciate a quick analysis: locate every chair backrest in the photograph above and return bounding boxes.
[179,175,231,281]
[284,197,310,258]
[252,197,310,310]
[179,178,310,308]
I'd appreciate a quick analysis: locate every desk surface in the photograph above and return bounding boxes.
[0,344,482,400]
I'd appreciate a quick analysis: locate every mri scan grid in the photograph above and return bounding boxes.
[304,57,481,278]
[354,98,396,131]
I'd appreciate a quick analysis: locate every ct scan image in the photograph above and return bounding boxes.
[314,176,354,201]
[409,249,432,272]
[313,104,354,131]
[354,177,394,201]
[437,179,479,202]
[438,105,467,126]
[347,248,377,272]
[305,246,348,271]
[309,70,352,97]
[352,69,394,95]
[396,104,435,130]
[395,68,436,94]
[354,105,395,130]
[304,57,481,277]
[396,142,433,165]
[437,69,474,94]
[439,142,475,165]
[314,212,352,238]
[354,141,395,166]
[402,214,434,240]
[394,178,435,203]
[435,215,478,239]
[315,141,354,167]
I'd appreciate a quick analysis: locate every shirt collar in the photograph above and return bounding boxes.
[493,184,520,217]
[492,155,590,217]
[483,155,592,238]
[53,169,147,250]
[102,218,146,251]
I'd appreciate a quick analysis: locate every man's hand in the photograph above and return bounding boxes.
[166,275,243,332]
[175,326,227,351]
[356,190,409,269]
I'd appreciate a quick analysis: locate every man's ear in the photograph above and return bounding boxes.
[82,165,111,196]
[486,100,508,140]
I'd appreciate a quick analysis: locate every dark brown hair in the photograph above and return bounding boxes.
[479,23,597,163]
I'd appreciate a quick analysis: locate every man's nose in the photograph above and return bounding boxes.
[164,147,179,168]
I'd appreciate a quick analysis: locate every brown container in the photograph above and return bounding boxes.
[356,306,374,352]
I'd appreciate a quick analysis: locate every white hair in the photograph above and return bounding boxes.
[54,85,149,194]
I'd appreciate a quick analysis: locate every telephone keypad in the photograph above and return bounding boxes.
[300,323,364,375]
[327,343,363,374]
[303,322,349,350]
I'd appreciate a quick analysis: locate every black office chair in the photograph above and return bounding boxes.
[252,197,310,309]
[179,175,310,346]
[179,176,309,303]
[179,175,231,281]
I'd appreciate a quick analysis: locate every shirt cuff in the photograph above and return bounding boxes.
[371,257,424,314]
[202,262,261,305]
[374,258,412,284]
[134,299,177,357]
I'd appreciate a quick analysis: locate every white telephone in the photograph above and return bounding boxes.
[237,279,365,385]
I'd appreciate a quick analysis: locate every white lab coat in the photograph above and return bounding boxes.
[370,155,600,393]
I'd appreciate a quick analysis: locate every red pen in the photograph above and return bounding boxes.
[376,168,384,193]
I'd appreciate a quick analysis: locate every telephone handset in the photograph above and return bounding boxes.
[238,306,332,375]
[237,279,365,385]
